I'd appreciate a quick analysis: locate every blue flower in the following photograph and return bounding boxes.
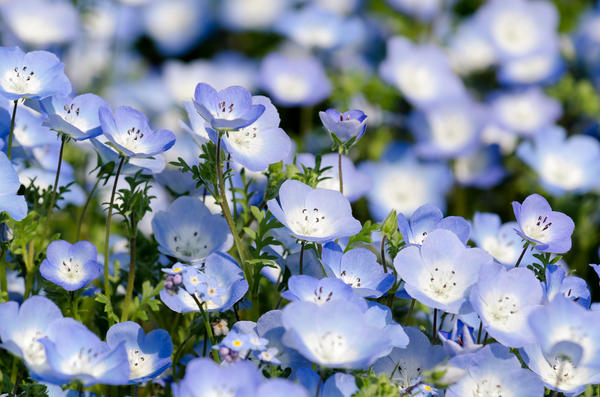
[281,300,397,369]
[259,52,331,107]
[296,153,371,203]
[0,152,27,221]
[40,240,101,292]
[267,179,362,243]
[318,108,367,144]
[517,127,600,196]
[38,319,130,386]
[321,243,394,298]
[544,264,590,307]
[40,93,109,140]
[438,319,482,357]
[453,145,507,189]
[386,0,443,21]
[160,253,248,313]
[373,327,446,392]
[172,358,262,397]
[0,296,63,379]
[394,229,493,314]
[98,106,176,157]
[151,196,232,264]
[257,378,310,397]
[397,204,471,246]
[447,344,544,396]
[0,47,71,100]
[470,263,543,347]
[3,102,57,148]
[512,193,575,253]
[281,275,367,309]
[106,321,173,384]
[211,95,292,171]
[193,83,265,131]
[89,138,166,175]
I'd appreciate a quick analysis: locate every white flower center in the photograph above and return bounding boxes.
[61,103,92,132]
[1,65,41,95]
[313,331,351,363]
[395,62,437,101]
[289,207,330,238]
[487,295,519,325]
[66,347,105,376]
[426,266,459,302]
[492,11,538,56]
[473,376,507,397]
[128,348,153,379]
[215,100,239,120]
[273,74,309,102]
[58,257,86,284]
[229,127,257,150]
[339,269,361,288]
[481,236,517,265]
[168,227,210,260]
[540,155,585,191]
[429,110,474,151]
[523,215,553,242]
[311,285,335,305]
[17,329,46,366]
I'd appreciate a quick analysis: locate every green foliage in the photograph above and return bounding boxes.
[114,170,155,234]
[528,252,562,282]
[292,155,332,189]
[344,221,379,252]
[353,373,400,397]
[547,74,600,123]
[170,142,219,197]
[129,280,163,322]
[265,161,296,202]
[95,292,120,324]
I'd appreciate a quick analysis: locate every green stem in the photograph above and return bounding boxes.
[103,156,125,308]
[337,149,343,194]
[23,241,34,299]
[216,133,246,267]
[121,219,137,322]
[70,291,80,321]
[47,134,67,223]
[76,178,101,241]
[299,241,306,275]
[405,299,416,325]
[0,246,8,301]
[7,100,17,160]
[190,293,220,363]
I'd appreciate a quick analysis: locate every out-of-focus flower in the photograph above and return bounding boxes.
[40,240,101,292]
[0,152,27,221]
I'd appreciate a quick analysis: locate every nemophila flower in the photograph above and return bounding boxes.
[98,106,176,157]
[106,321,173,384]
[160,253,248,313]
[40,240,102,292]
[180,100,209,145]
[512,193,575,253]
[255,347,281,365]
[446,344,544,397]
[397,204,471,246]
[284,248,324,279]
[470,263,543,347]
[257,379,310,397]
[489,88,562,137]
[193,83,264,131]
[296,153,371,202]
[0,152,27,221]
[151,196,232,263]
[517,127,600,196]
[319,108,367,144]
[373,327,446,392]
[394,229,493,314]
[0,296,63,379]
[281,300,395,369]
[295,369,357,397]
[0,47,71,101]
[213,95,293,172]
[447,21,497,75]
[172,358,262,397]
[544,264,590,307]
[89,138,166,175]
[219,0,291,31]
[471,212,533,266]
[497,50,564,86]
[259,52,331,107]
[281,275,367,309]
[359,147,452,221]
[40,94,109,140]
[439,319,482,357]
[408,98,484,160]
[453,145,506,189]
[267,179,361,243]
[38,319,130,386]
[386,0,443,21]
[379,37,465,107]
[473,0,559,62]
[321,243,393,298]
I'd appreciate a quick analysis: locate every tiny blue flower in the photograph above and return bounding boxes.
[512,193,575,253]
[321,243,394,298]
[193,83,265,131]
[267,179,362,243]
[319,108,367,144]
[151,196,232,264]
[0,47,71,101]
[106,321,173,384]
[0,152,27,221]
[40,93,109,140]
[397,204,471,246]
[40,240,102,291]
[98,106,176,157]
[255,347,281,365]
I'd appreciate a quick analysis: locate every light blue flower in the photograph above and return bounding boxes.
[544,264,590,307]
[397,204,471,246]
[151,196,232,264]
[0,296,63,379]
[321,243,393,298]
[453,145,506,189]
[38,319,130,386]
[257,378,309,397]
[394,229,492,314]
[386,0,444,21]
[40,93,109,140]
[40,240,102,291]
[89,138,166,175]
[2,102,57,148]
[470,263,543,347]
[319,108,367,144]
[106,321,173,384]
[295,369,357,397]
[18,167,85,208]
[98,106,176,157]
[281,300,396,369]
[447,344,544,396]
[512,193,575,254]
[267,179,362,243]
[281,275,367,309]
[517,126,600,196]
[193,83,265,131]
[0,152,27,221]
[0,47,71,100]
[438,319,482,357]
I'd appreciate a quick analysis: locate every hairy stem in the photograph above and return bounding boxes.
[121,218,137,322]
[0,246,8,301]
[337,149,343,194]
[76,178,101,241]
[514,244,529,268]
[190,293,220,363]
[46,134,67,223]
[7,100,17,160]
